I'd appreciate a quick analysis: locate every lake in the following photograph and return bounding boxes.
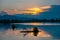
[0,22,60,40]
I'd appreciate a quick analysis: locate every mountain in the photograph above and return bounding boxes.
[36,5,60,19]
[13,5,60,19]
[0,11,8,16]
[0,11,32,20]
[0,5,60,20]
[0,12,17,20]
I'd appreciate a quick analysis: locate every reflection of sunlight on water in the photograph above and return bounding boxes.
[0,23,60,40]
[5,29,20,35]
[1,29,60,40]
[14,22,60,26]
[5,29,51,38]
[31,22,42,26]
[38,31,51,37]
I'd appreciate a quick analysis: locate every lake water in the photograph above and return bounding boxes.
[0,22,60,30]
[0,23,60,40]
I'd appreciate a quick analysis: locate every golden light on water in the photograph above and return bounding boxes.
[32,22,39,26]
[5,29,51,37]
[30,22,43,26]
[28,30,51,37]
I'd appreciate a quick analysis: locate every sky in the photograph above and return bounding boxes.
[0,0,60,15]
[0,0,60,10]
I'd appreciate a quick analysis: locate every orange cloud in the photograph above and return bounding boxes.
[3,5,51,15]
[40,6,51,9]
[26,7,44,15]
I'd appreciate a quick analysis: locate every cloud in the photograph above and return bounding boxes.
[40,6,51,9]
[3,5,51,15]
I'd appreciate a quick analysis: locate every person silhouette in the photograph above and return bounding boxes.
[11,24,16,30]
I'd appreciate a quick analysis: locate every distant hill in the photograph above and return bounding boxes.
[37,5,60,19]
[13,5,60,19]
[0,5,60,20]
[0,11,8,16]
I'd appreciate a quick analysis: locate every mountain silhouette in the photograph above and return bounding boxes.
[13,5,60,19]
[36,5,60,19]
[0,11,8,16]
[0,5,60,20]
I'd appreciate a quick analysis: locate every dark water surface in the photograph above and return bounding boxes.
[0,23,60,39]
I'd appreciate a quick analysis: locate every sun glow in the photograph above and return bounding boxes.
[27,7,44,15]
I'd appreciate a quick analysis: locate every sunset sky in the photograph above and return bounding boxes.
[0,0,60,10]
[0,0,60,15]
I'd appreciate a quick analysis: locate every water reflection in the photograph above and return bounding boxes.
[14,22,60,26]
[0,22,60,39]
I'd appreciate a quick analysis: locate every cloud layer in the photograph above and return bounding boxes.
[3,6,51,15]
